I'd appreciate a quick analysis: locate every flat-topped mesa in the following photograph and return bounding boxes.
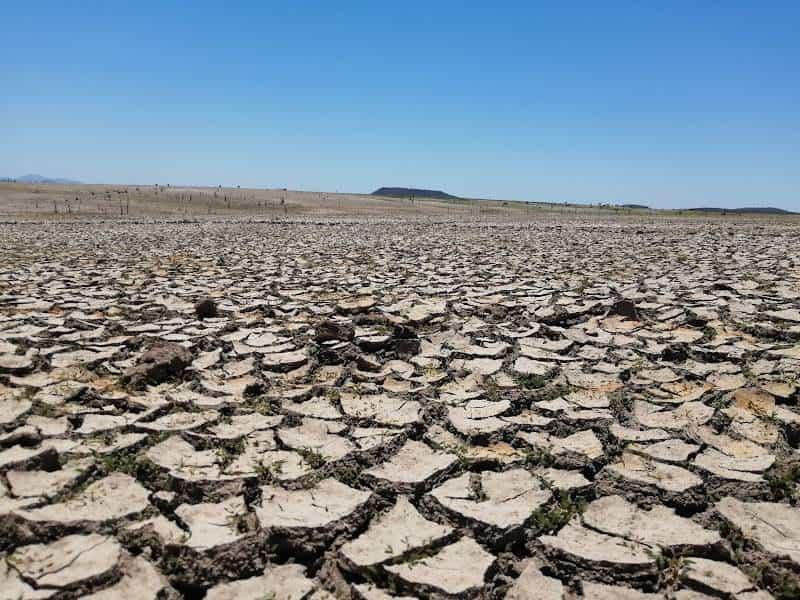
[372,187,459,200]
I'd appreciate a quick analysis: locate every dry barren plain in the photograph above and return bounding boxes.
[1,184,800,599]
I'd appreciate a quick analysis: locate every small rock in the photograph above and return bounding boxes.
[394,337,421,357]
[194,297,218,319]
[315,319,355,342]
[122,342,192,388]
[609,299,640,320]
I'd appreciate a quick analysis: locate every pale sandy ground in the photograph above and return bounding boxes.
[2,182,796,223]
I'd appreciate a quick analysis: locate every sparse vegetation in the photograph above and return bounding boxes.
[516,373,547,390]
[529,490,587,534]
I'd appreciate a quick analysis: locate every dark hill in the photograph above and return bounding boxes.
[372,187,458,200]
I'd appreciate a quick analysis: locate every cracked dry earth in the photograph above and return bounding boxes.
[1,218,800,600]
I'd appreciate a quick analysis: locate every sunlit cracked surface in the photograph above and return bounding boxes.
[1,216,799,599]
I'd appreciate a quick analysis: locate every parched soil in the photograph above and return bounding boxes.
[1,215,799,599]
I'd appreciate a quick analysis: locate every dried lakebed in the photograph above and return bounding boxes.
[0,218,799,599]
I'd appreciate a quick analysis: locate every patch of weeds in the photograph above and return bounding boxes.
[404,542,441,566]
[772,575,800,600]
[255,458,286,481]
[522,445,554,469]
[629,356,646,373]
[484,377,502,401]
[423,365,443,380]
[468,473,488,502]
[296,447,327,469]
[765,463,800,504]
[214,437,246,468]
[529,490,586,534]
[429,439,472,468]
[717,518,746,558]
[224,503,252,534]
[0,518,25,552]
[527,383,568,404]
[648,550,691,591]
[97,450,139,475]
[331,464,360,486]
[701,325,717,342]
[721,524,800,600]
[31,400,62,418]
[159,550,183,574]
[734,557,800,600]
[574,277,592,293]
[242,395,279,415]
[608,392,632,416]
[516,373,547,390]
[97,451,161,482]
[88,429,118,447]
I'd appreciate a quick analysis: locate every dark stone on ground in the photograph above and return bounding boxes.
[315,319,355,343]
[609,299,640,320]
[194,298,218,319]
[393,324,418,339]
[395,338,421,357]
[122,342,193,389]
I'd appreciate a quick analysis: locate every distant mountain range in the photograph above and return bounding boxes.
[372,187,459,200]
[1,174,81,184]
[685,206,796,215]
[611,204,794,214]
[371,188,795,214]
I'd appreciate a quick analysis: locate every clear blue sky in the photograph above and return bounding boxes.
[2,1,798,209]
